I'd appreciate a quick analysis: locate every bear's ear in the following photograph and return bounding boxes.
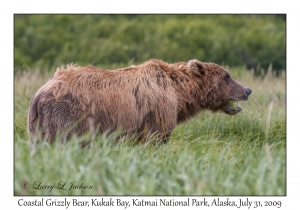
[187,59,205,75]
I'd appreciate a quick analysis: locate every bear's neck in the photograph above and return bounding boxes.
[167,63,210,123]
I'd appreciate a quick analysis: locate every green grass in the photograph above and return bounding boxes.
[14,67,286,195]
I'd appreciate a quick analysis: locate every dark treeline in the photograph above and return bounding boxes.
[14,14,286,75]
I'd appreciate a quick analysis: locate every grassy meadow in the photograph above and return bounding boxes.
[14,66,286,196]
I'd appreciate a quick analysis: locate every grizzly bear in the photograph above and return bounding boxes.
[27,59,252,143]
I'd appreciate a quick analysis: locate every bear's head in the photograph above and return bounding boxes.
[187,60,252,115]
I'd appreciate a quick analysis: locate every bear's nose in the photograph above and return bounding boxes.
[245,88,252,95]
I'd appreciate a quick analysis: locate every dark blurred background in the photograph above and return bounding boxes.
[14,14,286,76]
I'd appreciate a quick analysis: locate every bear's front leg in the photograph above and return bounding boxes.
[137,108,177,144]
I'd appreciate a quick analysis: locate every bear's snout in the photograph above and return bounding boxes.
[245,88,252,96]
[244,88,252,100]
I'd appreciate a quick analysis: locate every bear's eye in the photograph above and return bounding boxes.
[224,73,230,80]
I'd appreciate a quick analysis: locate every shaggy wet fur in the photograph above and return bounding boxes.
[27,59,250,143]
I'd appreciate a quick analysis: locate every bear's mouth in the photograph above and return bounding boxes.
[226,99,242,115]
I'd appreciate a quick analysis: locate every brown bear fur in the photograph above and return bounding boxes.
[27,59,251,143]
